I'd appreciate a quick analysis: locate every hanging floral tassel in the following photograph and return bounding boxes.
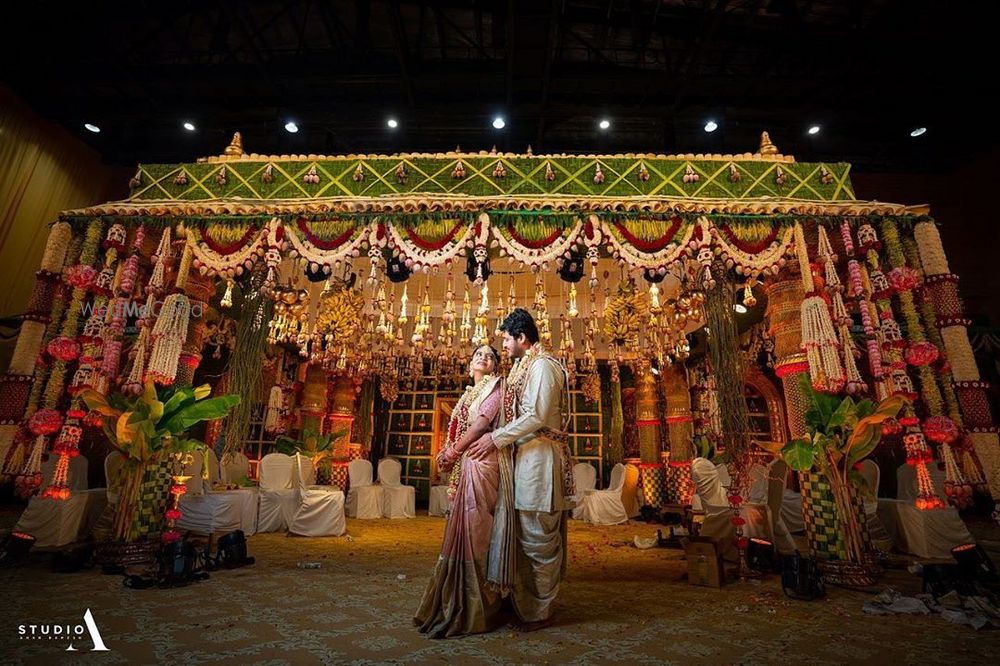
[398,283,409,326]
[41,454,72,500]
[796,223,845,393]
[15,436,47,499]
[569,283,580,318]
[147,293,191,385]
[940,442,973,509]
[264,385,284,434]
[460,287,472,343]
[221,280,234,309]
[801,297,845,392]
[148,227,172,294]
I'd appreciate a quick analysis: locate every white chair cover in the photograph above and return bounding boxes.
[346,459,383,519]
[180,454,205,496]
[13,490,107,549]
[220,451,250,484]
[378,458,415,518]
[257,453,299,532]
[877,499,975,559]
[14,455,105,548]
[288,453,346,537]
[178,489,256,536]
[780,488,806,534]
[570,462,598,520]
[897,463,948,501]
[577,463,630,525]
[692,457,769,561]
[39,455,89,491]
[765,459,796,553]
[178,449,258,536]
[878,464,973,558]
[746,464,768,504]
[428,485,451,517]
[857,459,894,553]
[205,448,222,487]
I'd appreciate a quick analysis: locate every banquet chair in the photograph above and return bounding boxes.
[288,453,346,536]
[13,455,106,549]
[428,468,452,517]
[570,462,598,520]
[691,458,769,562]
[577,463,632,525]
[346,459,383,519]
[256,453,300,532]
[178,451,259,537]
[876,463,974,558]
[220,451,251,484]
[378,458,416,518]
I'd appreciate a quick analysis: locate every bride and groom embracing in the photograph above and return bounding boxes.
[414,308,576,638]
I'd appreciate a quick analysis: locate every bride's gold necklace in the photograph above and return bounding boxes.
[463,373,496,408]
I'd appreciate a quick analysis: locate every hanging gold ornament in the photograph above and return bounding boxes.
[398,283,409,326]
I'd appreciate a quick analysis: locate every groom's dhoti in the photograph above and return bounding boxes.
[514,510,564,622]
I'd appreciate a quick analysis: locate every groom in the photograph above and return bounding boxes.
[468,308,572,632]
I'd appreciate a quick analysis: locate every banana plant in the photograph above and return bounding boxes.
[82,380,241,541]
[82,379,241,465]
[275,427,349,479]
[779,374,906,562]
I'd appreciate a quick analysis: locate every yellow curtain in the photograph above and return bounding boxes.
[0,85,126,371]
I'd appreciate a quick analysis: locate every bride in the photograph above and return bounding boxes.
[414,344,509,638]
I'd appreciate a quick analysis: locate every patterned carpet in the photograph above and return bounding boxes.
[3,516,999,665]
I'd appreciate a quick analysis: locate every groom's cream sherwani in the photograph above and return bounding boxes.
[488,344,570,622]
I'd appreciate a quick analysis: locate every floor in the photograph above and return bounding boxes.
[3,513,1000,665]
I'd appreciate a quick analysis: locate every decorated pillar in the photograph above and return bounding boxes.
[300,363,328,435]
[662,363,695,503]
[767,274,847,559]
[635,367,666,507]
[914,220,1000,502]
[327,374,356,489]
[766,277,811,439]
[0,222,73,466]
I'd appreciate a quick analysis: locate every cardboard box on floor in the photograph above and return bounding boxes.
[684,536,724,588]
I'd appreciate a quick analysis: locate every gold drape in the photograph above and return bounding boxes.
[0,85,125,370]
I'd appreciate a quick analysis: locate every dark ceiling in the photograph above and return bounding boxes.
[2,0,995,171]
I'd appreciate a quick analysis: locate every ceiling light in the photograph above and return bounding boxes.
[910,127,927,137]
[808,125,821,135]
[387,118,398,129]
[84,123,100,133]
[492,116,506,130]
[704,120,718,133]
[284,121,299,133]
[598,119,611,130]
[183,122,196,131]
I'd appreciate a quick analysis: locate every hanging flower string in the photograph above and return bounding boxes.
[859,221,943,509]
[795,222,845,393]
[12,221,103,497]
